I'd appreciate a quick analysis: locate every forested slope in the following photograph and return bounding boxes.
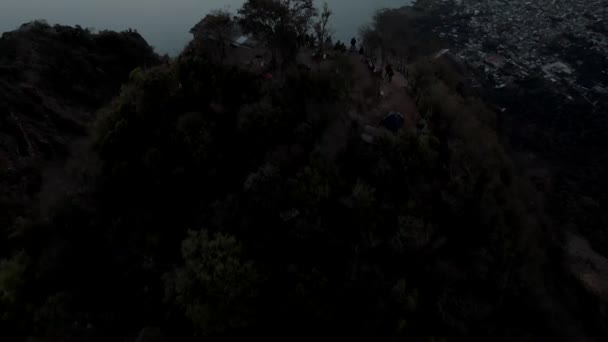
[0,2,605,341]
[0,21,159,243]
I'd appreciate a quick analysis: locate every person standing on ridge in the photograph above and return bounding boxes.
[386,64,394,83]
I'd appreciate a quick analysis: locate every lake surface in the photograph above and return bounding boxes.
[0,0,410,55]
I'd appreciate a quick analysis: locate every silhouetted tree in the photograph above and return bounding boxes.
[313,2,333,55]
[238,0,317,66]
[190,10,236,60]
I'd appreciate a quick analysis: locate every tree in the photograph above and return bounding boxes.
[190,10,236,59]
[313,2,333,55]
[238,0,317,66]
[360,23,382,61]
[290,0,318,39]
[0,251,28,325]
[165,230,261,335]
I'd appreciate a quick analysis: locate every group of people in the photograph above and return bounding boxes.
[365,57,395,83]
[350,37,395,83]
[307,35,397,84]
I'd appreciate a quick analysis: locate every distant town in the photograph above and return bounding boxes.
[423,0,608,106]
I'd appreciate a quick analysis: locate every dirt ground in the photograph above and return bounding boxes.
[346,52,419,127]
[220,45,420,159]
[566,232,608,301]
[300,50,421,159]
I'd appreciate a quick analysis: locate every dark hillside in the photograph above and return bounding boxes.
[0,20,159,248]
[0,1,605,340]
[0,14,552,342]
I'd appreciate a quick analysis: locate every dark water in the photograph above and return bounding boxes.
[0,0,410,55]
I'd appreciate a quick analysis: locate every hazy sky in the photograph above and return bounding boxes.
[0,0,409,55]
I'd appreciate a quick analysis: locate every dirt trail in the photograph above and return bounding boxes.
[566,232,608,301]
[347,53,419,127]
[297,50,420,159]
[296,49,418,127]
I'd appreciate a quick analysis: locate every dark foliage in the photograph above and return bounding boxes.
[0,21,159,256]
[1,33,554,341]
[0,5,605,342]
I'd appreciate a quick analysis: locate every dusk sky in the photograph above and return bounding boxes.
[0,0,409,54]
